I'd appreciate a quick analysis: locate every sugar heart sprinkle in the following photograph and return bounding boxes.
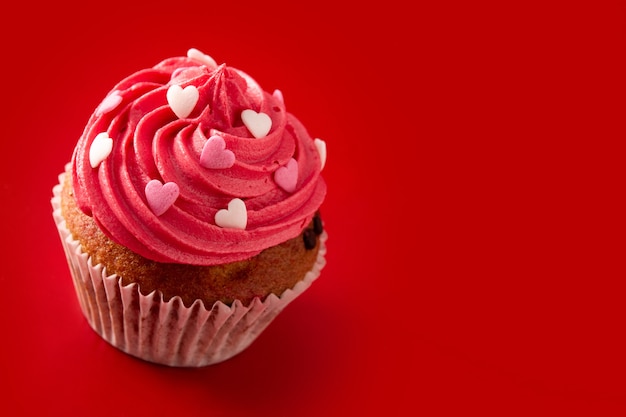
[215,198,247,230]
[96,91,122,116]
[89,132,113,168]
[200,135,235,169]
[187,48,218,69]
[272,89,284,104]
[314,138,327,170]
[241,109,272,138]
[167,84,199,119]
[274,158,299,193]
[145,179,180,216]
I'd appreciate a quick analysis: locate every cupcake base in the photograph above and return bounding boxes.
[51,173,327,367]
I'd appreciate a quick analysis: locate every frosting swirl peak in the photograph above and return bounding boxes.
[71,52,327,265]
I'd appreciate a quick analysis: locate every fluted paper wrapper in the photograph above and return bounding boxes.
[51,173,327,367]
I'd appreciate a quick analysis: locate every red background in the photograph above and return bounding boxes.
[1,1,625,416]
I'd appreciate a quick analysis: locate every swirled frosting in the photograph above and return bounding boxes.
[71,51,327,265]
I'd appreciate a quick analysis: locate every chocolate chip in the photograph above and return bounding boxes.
[313,213,323,235]
[303,228,317,250]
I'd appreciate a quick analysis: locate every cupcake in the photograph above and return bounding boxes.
[51,48,328,367]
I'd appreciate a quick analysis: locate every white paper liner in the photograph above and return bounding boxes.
[51,172,327,367]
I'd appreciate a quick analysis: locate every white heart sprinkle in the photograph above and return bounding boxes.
[187,48,218,69]
[241,109,272,138]
[167,84,199,119]
[314,138,327,170]
[215,198,247,230]
[89,132,113,168]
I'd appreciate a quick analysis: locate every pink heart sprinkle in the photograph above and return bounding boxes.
[200,135,235,169]
[145,179,179,216]
[274,158,299,193]
[96,91,122,116]
[272,89,284,104]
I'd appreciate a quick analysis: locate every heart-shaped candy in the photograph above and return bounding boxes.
[167,84,199,119]
[241,109,272,138]
[215,198,247,230]
[314,138,327,170]
[272,89,284,104]
[96,91,122,116]
[145,179,179,216]
[200,135,235,169]
[187,48,218,69]
[274,158,299,193]
[89,132,113,168]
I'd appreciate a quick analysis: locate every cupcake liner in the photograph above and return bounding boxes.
[51,172,327,367]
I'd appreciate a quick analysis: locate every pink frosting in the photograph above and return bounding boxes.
[71,56,327,265]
